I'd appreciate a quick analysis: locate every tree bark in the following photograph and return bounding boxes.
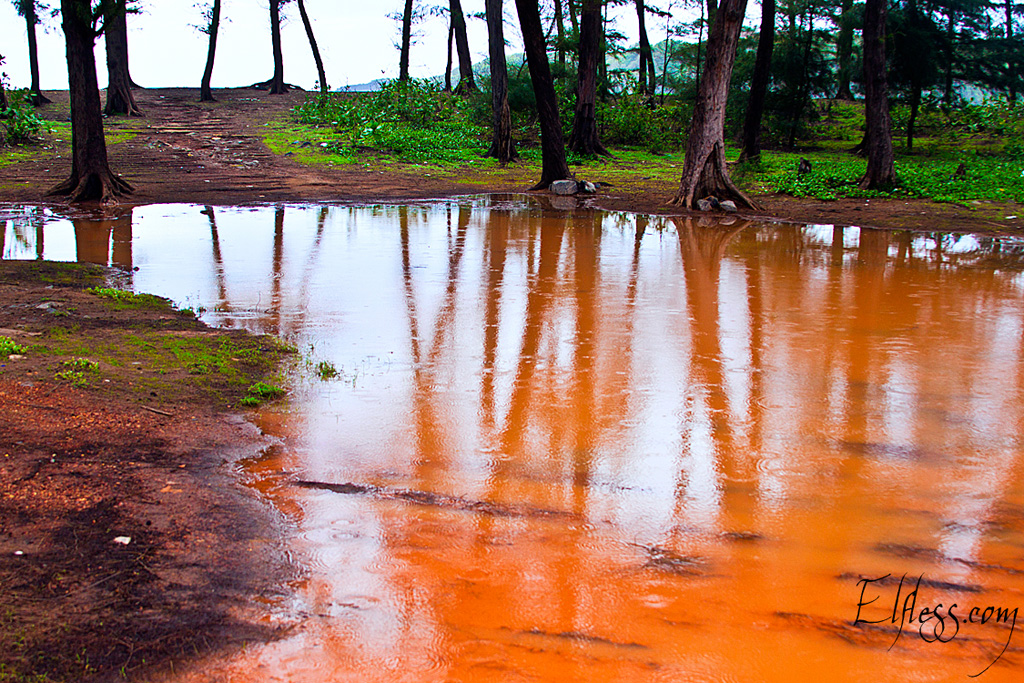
[1008,0,1017,101]
[400,0,414,80]
[104,2,141,116]
[555,0,566,64]
[944,10,955,106]
[297,0,327,92]
[23,2,51,105]
[450,0,476,92]
[200,0,221,102]
[567,0,578,34]
[672,0,755,209]
[51,0,132,202]
[738,0,775,162]
[445,19,454,91]
[568,0,610,156]
[635,0,656,96]
[268,0,286,93]
[859,0,896,189]
[485,0,518,164]
[835,0,854,100]
[514,0,572,189]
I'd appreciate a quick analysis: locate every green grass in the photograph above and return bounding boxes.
[240,381,286,407]
[314,360,338,380]
[85,287,172,311]
[0,337,26,356]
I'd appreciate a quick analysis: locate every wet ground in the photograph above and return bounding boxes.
[4,198,1024,680]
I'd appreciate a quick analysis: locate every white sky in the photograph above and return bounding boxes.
[0,1,688,92]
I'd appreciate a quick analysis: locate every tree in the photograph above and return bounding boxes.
[297,0,327,92]
[449,0,476,92]
[834,0,855,100]
[484,0,518,163]
[268,0,287,93]
[634,0,657,97]
[50,0,132,202]
[514,0,572,188]
[14,1,51,105]
[738,0,774,162]
[198,0,221,102]
[554,0,567,64]
[671,0,756,209]
[103,1,140,116]
[568,0,610,156]
[890,0,940,151]
[399,0,415,80]
[859,0,895,189]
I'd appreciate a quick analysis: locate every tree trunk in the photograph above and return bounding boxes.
[835,0,854,100]
[104,3,141,116]
[738,0,775,162]
[786,10,813,149]
[445,20,454,91]
[1008,0,1017,101]
[485,0,518,164]
[672,0,755,209]
[859,0,895,189]
[944,10,955,106]
[635,0,655,97]
[707,0,717,28]
[907,80,920,152]
[400,0,414,80]
[200,0,221,102]
[450,0,476,92]
[25,2,51,105]
[297,0,327,92]
[569,0,610,156]
[555,0,567,64]
[268,0,286,94]
[51,0,132,202]
[567,0,578,34]
[514,0,572,189]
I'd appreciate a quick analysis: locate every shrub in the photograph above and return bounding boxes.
[1,88,48,144]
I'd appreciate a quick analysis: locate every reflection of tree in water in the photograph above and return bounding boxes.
[71,209,134,287]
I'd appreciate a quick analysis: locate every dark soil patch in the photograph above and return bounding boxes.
[0,261,297,682]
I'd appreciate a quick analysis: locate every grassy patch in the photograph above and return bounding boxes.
[0,262,105,288]
[85,287,173,311]
[314,360,338,380]
[240,381,286,407]
[0,337,26,356]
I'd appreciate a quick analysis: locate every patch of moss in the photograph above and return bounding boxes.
[85,287,173,311]
[0,262,105,288]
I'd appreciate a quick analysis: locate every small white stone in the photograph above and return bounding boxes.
[113,536,132,546]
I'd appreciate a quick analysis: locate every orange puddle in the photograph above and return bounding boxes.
[8,200,1024,680]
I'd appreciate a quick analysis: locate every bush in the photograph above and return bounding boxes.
[599,93,689,152]
[1,88,47,144]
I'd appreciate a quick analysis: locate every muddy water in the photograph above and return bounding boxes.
[5,200,1024,681]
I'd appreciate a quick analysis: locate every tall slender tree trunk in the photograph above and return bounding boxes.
[445,20,454,91]
[635,0,655,96]
[671,0,755,209]
[567,0,578,35]
[24,3,51,105]
[555,0,567,64]
[514,0,572,189]
[297,0,327,92]
[400,0,414,80]
[104,3,141,116]
[944,10,955,106]
[738,0,775,162]
[200,0,221,102]
[450,0,476,92]
[786,11,813,149]
[485,0,518,164]
[859,0,896,189]
[268,0,286,93]
[835,0,854,100]
[51,0,132,202]
[707,0,717,27]
[569,0,610,156]
[1008,0,1017,101]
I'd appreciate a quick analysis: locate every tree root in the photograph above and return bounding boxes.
[670,141,759,211]
[48,171,133,204]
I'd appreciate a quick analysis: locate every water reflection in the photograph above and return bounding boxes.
[4,200,1024,681]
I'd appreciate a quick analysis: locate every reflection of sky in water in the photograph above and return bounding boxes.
[5,201,1024,681]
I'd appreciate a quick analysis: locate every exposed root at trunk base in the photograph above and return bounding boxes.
[104,85,143,117]
[48,171,133,203]
[670,141,759,211]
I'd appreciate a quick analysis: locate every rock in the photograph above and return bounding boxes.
[550,180,579,196]
[549,196,579,211]
[720,200,738,213]
[578,181,598,194]
[706,196,721,210]
[697,199,714,212]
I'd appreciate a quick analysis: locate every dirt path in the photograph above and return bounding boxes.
[0,262,296,682]
[2,87,1021,234]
